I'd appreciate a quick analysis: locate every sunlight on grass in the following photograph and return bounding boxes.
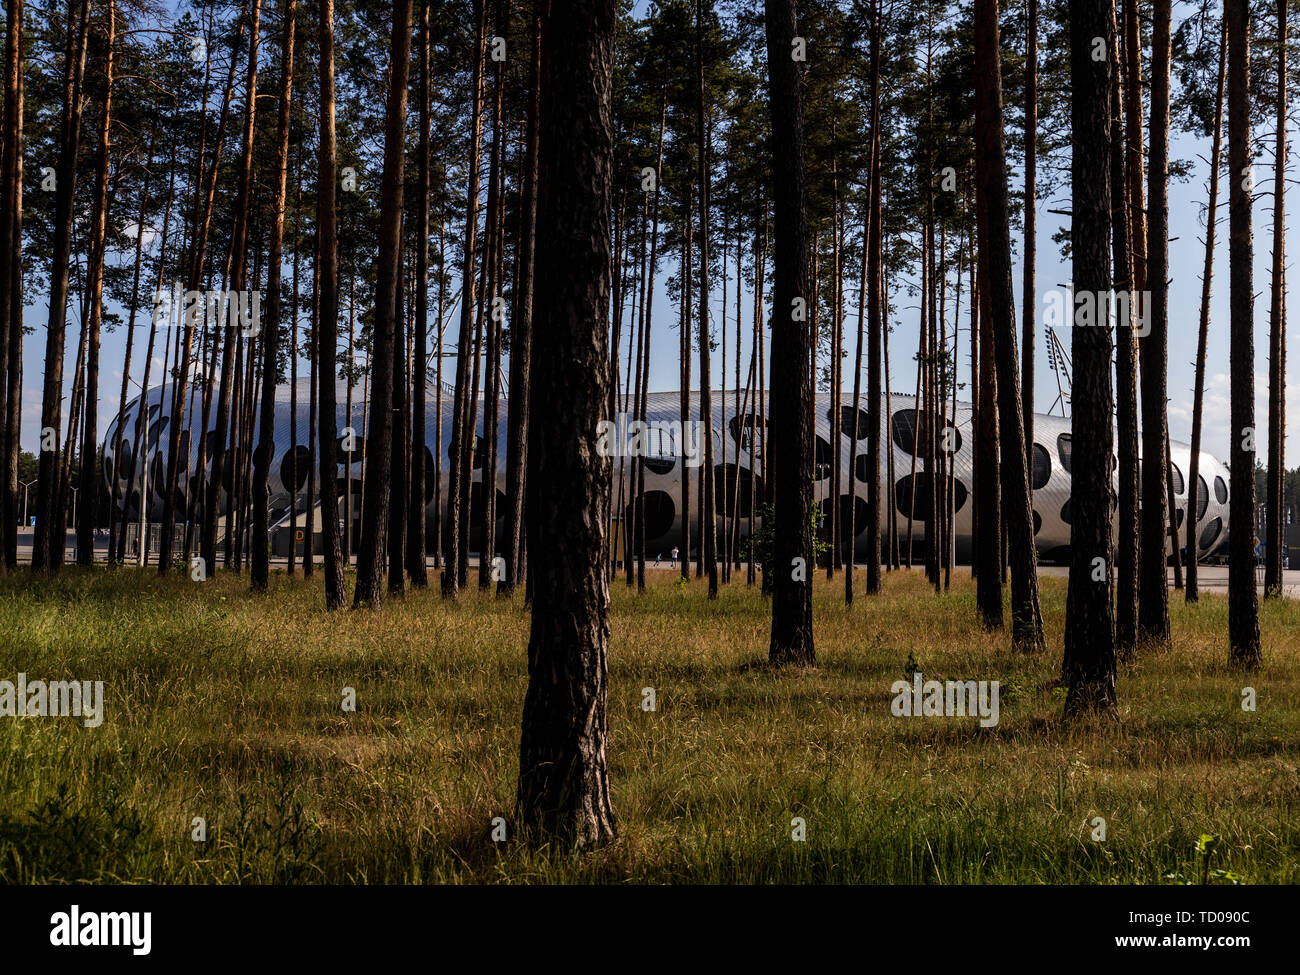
[0,566,1296,883]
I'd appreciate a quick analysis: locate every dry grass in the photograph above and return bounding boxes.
[0,564,1297,883]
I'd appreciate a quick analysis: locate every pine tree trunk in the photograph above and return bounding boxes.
[388,232,407,596]
[354,0,412,607]
[409,0,432,589]
[316,0,346,606]
[696,0,718,598]
[865,3,882,593]
[1022,0,1037,466]
[32,0,90,573]
[202,0,262,577]
[1064,0,1118,715]
[1265,0,1287,598]
[0,0,21,569]
[501,1,541,596]
[1186,18,1226,604]
[1226,0,1262,665]
[516,0,618,848]
[1110,0,1140,655]
[77,0,116,567]
[443,0,486,600]
[1138,0,1173,645]
[0,0,19,570]
[252,0,295,592]
[974,0,1042,649]
[764,0,814,666]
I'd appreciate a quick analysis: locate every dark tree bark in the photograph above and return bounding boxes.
[847,201,867,605]
[973,0,1043,650]
[1110,0,1139,658]
[32,0,90,573]
[1187,17,1226,604]
[764,0,814,666]
[409,0,432,589]
[1117,0,1144,647]
[202,0,262,576]
[679,184,692,582]
[0,0,20,569]
[478,0,507,592]
[77,0,115,567]
[696,0,718,597]
[1138,0,1172,646]
[1265,0,1286,598]
[354,0,412,607]
[500,1,542,596]
[388,231,407,597]
[316,0,346,607]
[1226,0,1262,666]
[865,0,882,594]
[252,0,296,592]
[973,214,1002,626]
[1022,0,1037,466]
[443,0,486,601]
[516,0,618,848]
[179,20,243,572]
[108,123,154,564]
[1064,0,1118,716]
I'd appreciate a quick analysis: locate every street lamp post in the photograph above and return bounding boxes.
[19,479,35,526]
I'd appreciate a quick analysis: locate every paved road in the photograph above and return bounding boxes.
[10,530,1300,596]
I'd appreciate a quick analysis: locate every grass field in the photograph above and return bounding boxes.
[0,565,1297,884]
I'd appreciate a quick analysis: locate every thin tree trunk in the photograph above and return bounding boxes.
[1187,18,1227,604]
[0,0,21,569]
[1265,0,1287,597]
[501,1,542,596]
[1226,0,1262,665]
[409,0,432,589]
[252,0,295,591]
[1139,0,1172,646]
[202,0,262,576]
[33,0,90,573]
[1110,0,1139,655]
[1023,0,1037,467]
[316,0,346,605]
[77,0,116,566]
[444,0,486,600]
[353,0,411,607]
[696,0,718,597]
[973,0,1044,650]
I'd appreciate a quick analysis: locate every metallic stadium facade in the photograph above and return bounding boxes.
[102,383,1232,563]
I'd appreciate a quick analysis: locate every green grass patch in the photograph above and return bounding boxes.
[0,566,1296,883]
